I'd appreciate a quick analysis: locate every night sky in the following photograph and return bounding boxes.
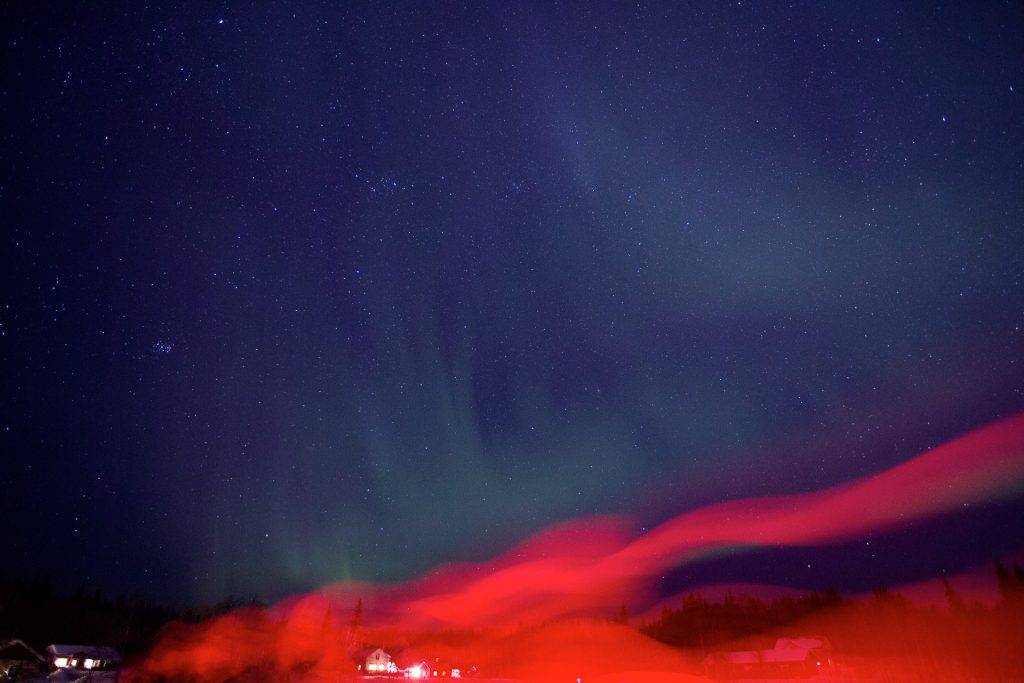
[3,2,1023,607]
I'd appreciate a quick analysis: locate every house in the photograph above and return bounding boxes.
[46,644,121,675]
[403,660,431,679]
[0,639,46,678]
[705,635,834,679]
[393,651,433,679]
[362,647,396,674]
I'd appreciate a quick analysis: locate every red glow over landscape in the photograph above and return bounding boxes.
[8,2,1024,680]
[133,414,1024,681]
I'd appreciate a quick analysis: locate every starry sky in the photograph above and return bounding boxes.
[2,2,1023,607]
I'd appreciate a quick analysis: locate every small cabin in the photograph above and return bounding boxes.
[403,660,432,679]
[46,644,122,674]
[0,639,46,678]
[363,647,395,674]
[705,635,834,679]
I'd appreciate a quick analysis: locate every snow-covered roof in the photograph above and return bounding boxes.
[398,657,432,671]
[760,648,816,663]
[775,635,830,650]
[45,644,121,661]
[0,639,46,662]
[709,650,759,664]
[708,645,817,664]
[393,648,430,667]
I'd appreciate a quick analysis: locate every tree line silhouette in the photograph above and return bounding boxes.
[2,561,1022,680]
[0,577,262,658]
[640,560,1024,680]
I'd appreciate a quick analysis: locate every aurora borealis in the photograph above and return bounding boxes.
[3,0,1023,616]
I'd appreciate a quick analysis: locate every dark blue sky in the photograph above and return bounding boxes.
[2,1,1023,605]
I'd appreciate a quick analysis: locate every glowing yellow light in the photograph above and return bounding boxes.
[54,657,68,668]
[83,659,96,669]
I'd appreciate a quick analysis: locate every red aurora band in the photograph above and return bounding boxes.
[134,414,1024,682]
